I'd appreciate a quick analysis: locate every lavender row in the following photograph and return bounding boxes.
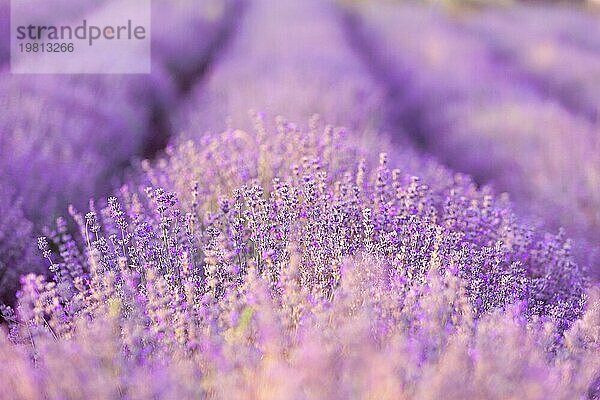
[170,0,587,326]
[343,2,600,277]
[461,5,600,122]
[0,112,591,397]
[174,0,387,136]
[465,4,600,54]
[0,72,173,221]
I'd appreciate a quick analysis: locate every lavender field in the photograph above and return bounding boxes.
[1,0,600,398]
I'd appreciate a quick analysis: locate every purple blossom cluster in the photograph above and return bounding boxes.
[343,1,600,277]
[0,115,593,398]
[0,0,599,397]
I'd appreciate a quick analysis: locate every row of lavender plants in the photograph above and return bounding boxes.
[462,3,600,55]
[342,1,600,278]
[1,113,594,398]
[0,0,241,302]
[174,0,385,136]
[0,0,596,397]
[461,4,600,121]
